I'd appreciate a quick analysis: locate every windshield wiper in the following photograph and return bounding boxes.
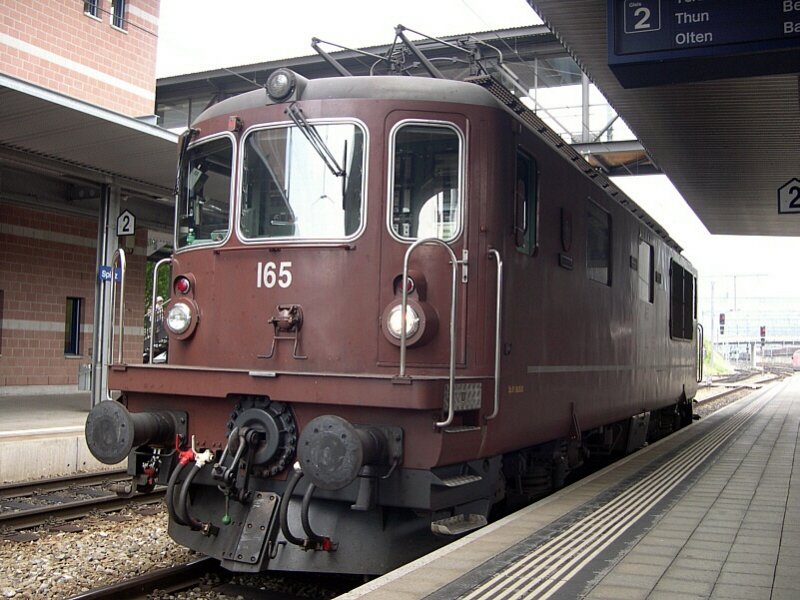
[286,103,346,178]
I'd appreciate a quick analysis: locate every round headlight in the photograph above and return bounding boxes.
[266,69,296,102]
[387,304,420,339]
[166,302,192,335]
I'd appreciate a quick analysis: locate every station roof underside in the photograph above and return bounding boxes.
[530,1,800,237]
[0,74,178,197]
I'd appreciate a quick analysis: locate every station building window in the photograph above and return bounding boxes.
[638,240,654,303]
[670,261,695,340]
[83,0,100,18]
[587,201,611,286]
[64,297,82,356]
[110,0,126,30]
[514,150,537,255]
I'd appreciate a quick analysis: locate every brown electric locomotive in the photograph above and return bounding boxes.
[85,67,700,575]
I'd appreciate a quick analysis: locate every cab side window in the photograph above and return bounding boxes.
[587,201,611,286]
[670,260,695,340]
[514,150,537,255]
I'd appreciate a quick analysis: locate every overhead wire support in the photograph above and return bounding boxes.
[311,37,389,76]
[311,38,354,77]
[395,25,446,79]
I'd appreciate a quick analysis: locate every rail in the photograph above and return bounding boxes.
[399,238,461,428]
[486,248,503,421]
[147,257,171,364]
[0,474,163,532]
[66,557,219,600]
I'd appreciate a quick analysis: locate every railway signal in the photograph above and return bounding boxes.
[719,313,725,335]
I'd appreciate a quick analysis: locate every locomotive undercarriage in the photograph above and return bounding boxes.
[100,394,502,575]
[500,398,695,510]
[91,391,694,575]
[166,458,499,574]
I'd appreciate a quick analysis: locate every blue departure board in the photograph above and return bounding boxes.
[608,0,800,87]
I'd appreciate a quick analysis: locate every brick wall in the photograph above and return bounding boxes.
[0,203,146,386]
[0,0,160,116]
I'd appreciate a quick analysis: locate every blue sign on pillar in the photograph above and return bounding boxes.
[98,265,113,281]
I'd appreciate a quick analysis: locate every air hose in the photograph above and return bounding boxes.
[278,464,306,547]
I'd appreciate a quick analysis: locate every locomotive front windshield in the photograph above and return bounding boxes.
[177,136,233,249]
[240,123,364,241]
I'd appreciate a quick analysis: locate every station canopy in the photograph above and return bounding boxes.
[530,0,800,236]
[0,73,177,197]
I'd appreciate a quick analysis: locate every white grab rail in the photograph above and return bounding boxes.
[399,238,460,429]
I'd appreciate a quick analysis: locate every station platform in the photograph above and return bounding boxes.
[0,387,121,483]
[339,376,800,600]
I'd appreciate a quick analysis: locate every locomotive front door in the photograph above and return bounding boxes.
[377,113,470,372]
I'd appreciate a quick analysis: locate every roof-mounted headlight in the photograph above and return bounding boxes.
[266,69,297,102]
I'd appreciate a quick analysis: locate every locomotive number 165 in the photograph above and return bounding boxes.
[257,261,293,289]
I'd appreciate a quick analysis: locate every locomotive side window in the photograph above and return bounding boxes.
[587,201,611,286]
[670,261,695,340]
[638,240,654,303]
[240,123,364,241]
[515,150,537,255]
[390,123,462,242]
[177,136,233,249]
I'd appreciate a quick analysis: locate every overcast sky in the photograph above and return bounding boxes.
[156,0,541,77]
[155,1,800,324]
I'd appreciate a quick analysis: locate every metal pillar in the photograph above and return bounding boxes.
[581,73,591,143]
[90,182,121,407]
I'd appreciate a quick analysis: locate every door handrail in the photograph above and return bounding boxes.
[486,248,503,421]
[106,248,126,401]
[697,322,704,382]
[110,248,127,365]
[148,257,172,364]
[399,238,460,428]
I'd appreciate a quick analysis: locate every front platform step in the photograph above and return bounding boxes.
[431,513,487,536]
[437,474,483,487]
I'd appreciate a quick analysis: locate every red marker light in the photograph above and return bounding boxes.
[227,116,242,132]
[174,276,191,295]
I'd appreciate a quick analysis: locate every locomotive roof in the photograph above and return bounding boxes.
[194,75,500,124]
[193,72,684,255]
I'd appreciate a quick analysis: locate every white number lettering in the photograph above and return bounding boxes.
[278,261,293,288]
[264,262,278,288]
[634,7,651,30]
[257,261,293,288]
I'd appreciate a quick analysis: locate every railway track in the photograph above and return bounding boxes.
[0,470,164,534]
[66,556,358,600]
[66,557,221,600]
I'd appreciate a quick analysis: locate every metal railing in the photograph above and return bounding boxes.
[399,238,462,428]
[105,248,126,401]
[696,322,704,382]
[486,249,503,421]
[147,258,172,364]
[109,249,127,365]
